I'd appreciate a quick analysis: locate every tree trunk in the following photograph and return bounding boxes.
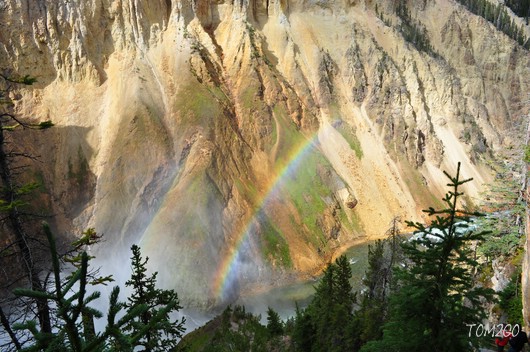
[0,123,51,334]
[0,306,21,349]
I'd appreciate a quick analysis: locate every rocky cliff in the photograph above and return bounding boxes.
[0,0,528,307]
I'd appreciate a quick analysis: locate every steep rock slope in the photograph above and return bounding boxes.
[0,0,528,307]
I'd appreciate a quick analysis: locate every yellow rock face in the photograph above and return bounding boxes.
[1,0,528,307]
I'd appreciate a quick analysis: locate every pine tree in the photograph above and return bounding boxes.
[361,163,494,352]
[124,245,185,351]
[10,225,184,352]
[355,218,404,348]
[292,303,315,351]
[199,305,269,352]
[331,256,356,351]
[310,264,335,352]
[363,240,386,300]
[293,255,357,351]
[266,307,283,337]
[355,240,387,346]
[334,256,356,307]
[11,224,143,351]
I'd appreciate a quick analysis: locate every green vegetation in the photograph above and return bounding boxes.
[0,73,55,345]
[246,22,260,60]
[498,271,524,325]
[339,207,363,235]
[32,170,47,193]
[477,157,526,259]
[282,148,330,242]
[68,146,90,185]
[504,0,530,21]
[183,256,358,352]
[394,1,437,55]
[261,219,293,269]
[183,164,502,352]
[524,144,530,163]
[233,178,259,203]
[477,214,523,258]
[272,104,305,162]
[456,0,529,48]
[7,225,185,351]
[272,104,359,249]
[266,307,284,337]
[124,245,186,351]
[354,218,403,347]
[175,82,222,125]
[334,120,363,159]
[240,84,258,111]
[362,163,493,351]
[175,173,224,243]
[293,255,358,352]
[188,173,222,211]
[183,305,270,352]
[399,158,443,209]
[268,117,278,154]
[0,75,522,352]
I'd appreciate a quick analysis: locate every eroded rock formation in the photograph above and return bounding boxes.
[0,0,528,307]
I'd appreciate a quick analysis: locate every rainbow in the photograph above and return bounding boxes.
[211,128,324,301]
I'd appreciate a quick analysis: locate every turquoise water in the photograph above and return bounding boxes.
[236,239,375,319]
[344,239,374,289]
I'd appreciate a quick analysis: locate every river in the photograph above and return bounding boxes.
[232,239,375,320]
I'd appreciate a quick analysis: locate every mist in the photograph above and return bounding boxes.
[85,230,374,335]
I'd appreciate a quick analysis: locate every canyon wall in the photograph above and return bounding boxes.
[0,0,528,307]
